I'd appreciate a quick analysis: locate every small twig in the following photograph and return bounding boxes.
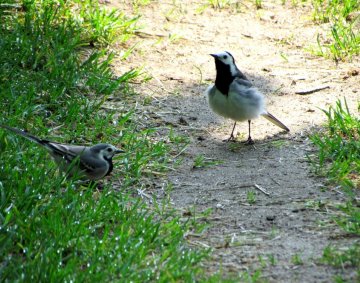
[142,66,167,91]
[137,188,152,200]
[241,33,253,38]
[193,65,203,85]
[142,169,167,176]
[171,182,203,188]
[330,185,344,195]
[166,77,184,81]
[134,30,167,38]
[295,85,330,95]
[270,235,282,241]
[269,176,281,186]
[155,110,181,115]
[0,3,22,9]
[254,183,271,196]
[232,184,254,189]
[187,240,211,248]
[172,145,188,159]
[49,124,65,133]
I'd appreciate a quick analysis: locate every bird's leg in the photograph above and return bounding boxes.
[96,182,104,191]
[224,122,237,142]
[245,120,254,145]
[83,180,102,190]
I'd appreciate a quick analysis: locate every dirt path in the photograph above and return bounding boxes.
[111,1,359,281]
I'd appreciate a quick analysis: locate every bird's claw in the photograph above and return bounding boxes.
[223,134,236,142]
[245,136,254,145]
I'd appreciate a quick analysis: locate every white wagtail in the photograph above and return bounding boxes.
[206,51,290,144]
[0,124,124,181]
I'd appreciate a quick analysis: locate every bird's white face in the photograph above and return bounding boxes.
[211,51,238,76]
[101,145,123,159]
[212,51,235,65]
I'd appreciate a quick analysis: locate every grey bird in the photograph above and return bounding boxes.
[0,124,124,181]
[206,51,290,144]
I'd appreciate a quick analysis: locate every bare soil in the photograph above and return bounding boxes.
[109,1,360,281]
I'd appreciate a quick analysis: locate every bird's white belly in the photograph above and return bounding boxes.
[207,86,264,122]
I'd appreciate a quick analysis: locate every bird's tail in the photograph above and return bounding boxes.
[0,124,45,145]
[261,112,290,132]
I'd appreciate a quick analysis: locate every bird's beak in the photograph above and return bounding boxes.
[210,53,218,58]
[114,149,125,154]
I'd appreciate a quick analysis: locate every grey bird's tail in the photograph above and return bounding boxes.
[0,124,47,145]
[261,113,290,132]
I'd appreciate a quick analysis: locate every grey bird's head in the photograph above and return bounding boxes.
[210,51,241,95]
[210,51,235,65]
[210,51,239,77]
[90,143,124,160]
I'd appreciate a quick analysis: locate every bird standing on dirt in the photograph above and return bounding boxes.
[206,51,290,144]
[0,124,124,181]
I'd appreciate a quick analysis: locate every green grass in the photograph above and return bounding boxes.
[321,243,360,282]
[310,99,360,281]
[322,244,360,269]
[291,253,304,265]
[205,0,233,9]
[246,191,257,205]
[310,99,359,189]
[193,155,223,169]
[196,0,244,13]
[0,0,214,281]
[0,184,209,281]
[78,1,140,45]
[310,0,360,60]
[267,254,277,266]
[255,0,262,9]
[238,269,264,283]
[312,0,359,23]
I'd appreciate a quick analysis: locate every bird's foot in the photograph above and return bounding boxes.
[245,136,254,145]
[96,182,104,191]
[82,181,102,190]
[223,134,236,142]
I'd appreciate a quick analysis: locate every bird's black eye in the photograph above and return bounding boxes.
[107,148,113,152]
[223,55,228,59]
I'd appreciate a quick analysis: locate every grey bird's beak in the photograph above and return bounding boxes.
[210,53,218,58]
[114,149,125,154]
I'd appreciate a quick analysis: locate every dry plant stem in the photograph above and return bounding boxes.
[255,184,271,196]
[295,85,330,95]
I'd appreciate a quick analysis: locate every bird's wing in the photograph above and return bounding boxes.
[262,112,290,132]
[79,151,109,180]
[46,142,86,163]
[49,144,106,180]
[48,144,108,180]
[235,69,250,82]
[230,80,263,107]
[233,77,253,87]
